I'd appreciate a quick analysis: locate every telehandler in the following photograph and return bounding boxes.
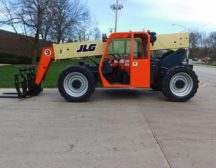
[1,31,199,102]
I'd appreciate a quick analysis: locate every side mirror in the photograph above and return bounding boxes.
[102,34,107,42]
[148,31,157,46]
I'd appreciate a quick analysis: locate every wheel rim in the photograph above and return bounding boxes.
[169,72,193,97]
[63,72,88,98]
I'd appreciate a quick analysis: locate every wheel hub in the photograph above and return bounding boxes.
[169,72,193,97]
[72,80,81,89]
[175,80,185,89]
[63,72,88,98]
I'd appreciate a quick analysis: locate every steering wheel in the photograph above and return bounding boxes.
[109,54,121,64]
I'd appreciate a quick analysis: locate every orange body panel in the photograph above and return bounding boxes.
[35,47,54,85]
[130,32,151,87]
[130,59,150,87]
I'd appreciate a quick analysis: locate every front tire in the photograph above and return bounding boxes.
[58,66,95,102]
[162,66,199,102]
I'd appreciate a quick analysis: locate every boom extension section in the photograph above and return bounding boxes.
[53,33,189,60]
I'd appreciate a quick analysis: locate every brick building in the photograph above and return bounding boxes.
[0,29,51,57]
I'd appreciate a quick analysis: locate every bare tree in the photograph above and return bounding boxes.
[0,0,101,62]
[18,0,53,63]
[41,2,56,41]
[205,32,216,60]
[0,0,18,33]
[207,32,216,49]
[189,31,216,62]
[0,0,53,63]
[189,32,202,59]
[189,32,201,49]
[93,26,101,40]
[51,0,89,43]
[75,17,101,41]
[200,32,207,48]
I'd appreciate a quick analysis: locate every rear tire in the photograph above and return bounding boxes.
[162,66,199,102]
[58,66,95,102]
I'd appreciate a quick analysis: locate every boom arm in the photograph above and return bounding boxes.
[35,47,54,86]
[53,32,189,60]
[151,32,189,51]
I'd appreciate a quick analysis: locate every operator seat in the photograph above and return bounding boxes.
[102,60,113,75]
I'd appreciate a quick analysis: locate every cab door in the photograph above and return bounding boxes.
[130,33,150,88]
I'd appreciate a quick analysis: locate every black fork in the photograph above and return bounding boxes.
[0,66,42,98]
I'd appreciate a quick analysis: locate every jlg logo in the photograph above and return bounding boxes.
[77,44,97,53]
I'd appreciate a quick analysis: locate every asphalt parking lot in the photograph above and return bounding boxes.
[0,65,216,168]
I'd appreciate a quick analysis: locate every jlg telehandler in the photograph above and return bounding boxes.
[1,31,199,102]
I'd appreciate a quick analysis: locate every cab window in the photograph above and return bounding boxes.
[107,38,130,57]
[133,37,148,59]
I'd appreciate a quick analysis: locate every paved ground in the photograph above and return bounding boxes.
[0,65,216,168]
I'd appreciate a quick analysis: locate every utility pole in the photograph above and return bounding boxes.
[172,24,190,32]
[111,0,123,32]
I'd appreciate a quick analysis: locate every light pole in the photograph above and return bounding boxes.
[111,0,123,32]
[172,24,190,32]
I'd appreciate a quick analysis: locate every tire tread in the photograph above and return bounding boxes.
[58,66,95,102]
[162,66,199,102]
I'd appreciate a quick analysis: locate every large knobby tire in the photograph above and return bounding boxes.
[162,66,199,102]
[58,66,95,102]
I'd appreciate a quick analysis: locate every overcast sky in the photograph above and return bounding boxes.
[87,0,216,34]
[1,0,215,35]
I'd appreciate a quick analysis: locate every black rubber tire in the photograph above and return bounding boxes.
[162,66,199,102]
[58,66,95,102]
